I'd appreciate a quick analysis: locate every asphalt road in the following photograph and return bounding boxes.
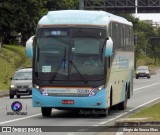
[0,74,160,134]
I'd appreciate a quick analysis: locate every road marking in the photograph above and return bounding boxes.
[67,133,75,135]
[99,112,128,125]
[115,132,124,135]
[0,113,41,125]
[114,96,160,135]
[128,97,160,112]
[99,97,160,125]
[0,106,6,109]
[134,83,160,91]
[0,97,8,99]
[0,83,159,126]
[0,110,57,125]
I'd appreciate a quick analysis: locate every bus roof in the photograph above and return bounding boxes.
[38,10,132,26]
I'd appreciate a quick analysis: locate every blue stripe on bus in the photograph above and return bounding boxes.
[32,87,107,109]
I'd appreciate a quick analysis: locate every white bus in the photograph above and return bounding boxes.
[26,10,134,117]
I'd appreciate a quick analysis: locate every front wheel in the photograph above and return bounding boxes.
[10,94,14,99]
[99,108,109,117]
[41,107,52,117]
[16,95,20,99]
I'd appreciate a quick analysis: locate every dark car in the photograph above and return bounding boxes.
[9,68,32,99]
[136,66,150,79]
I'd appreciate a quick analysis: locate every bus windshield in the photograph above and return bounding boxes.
[35,28,106,82]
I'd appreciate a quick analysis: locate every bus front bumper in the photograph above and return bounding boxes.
[32,88,107,109]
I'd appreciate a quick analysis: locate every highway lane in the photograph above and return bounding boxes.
[0,74,160,133]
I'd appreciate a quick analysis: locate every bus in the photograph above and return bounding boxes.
[26,10,134,117]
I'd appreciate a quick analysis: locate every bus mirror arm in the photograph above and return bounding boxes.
[101,37,109,60]
[26,35,34,58]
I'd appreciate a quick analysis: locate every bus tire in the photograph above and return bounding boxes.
[99,108,109,117]
[41,107,52,117]
[10,94,14,99]
[17,95,20,99]
[118,91,127,110]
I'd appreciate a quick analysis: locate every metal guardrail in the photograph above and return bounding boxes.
[81,0,160,13]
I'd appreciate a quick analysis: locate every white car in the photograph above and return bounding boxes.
[136,66,150,79]
[9,68,32,99]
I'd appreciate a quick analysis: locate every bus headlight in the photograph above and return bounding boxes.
[33,84,40,90]
[89,85,105,96]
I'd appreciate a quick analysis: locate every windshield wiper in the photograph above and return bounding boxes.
[49,47,67,83]
[49,59,65,83]
[49,59,87,84]
[69,61,88,84]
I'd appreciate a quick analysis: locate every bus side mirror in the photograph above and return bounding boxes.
[105,37,113,57]
[26,36,34,58]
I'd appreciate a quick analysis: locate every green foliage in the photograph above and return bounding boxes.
[1,1,160,68]
[119,14,160,67]
[0,0,79,45]
[0,45,32,90]
[137,21,157,38]
[118,14,139,32]
[0,0,43,44]
[129,102,160,121]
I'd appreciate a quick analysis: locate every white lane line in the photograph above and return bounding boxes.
[0,83,159,125]
[99,97,160,125]
[114,96,160,135]
[0,113,41,125]
[0,110,58,125]
[99,112,128,125]
[0,106,6,109]
[134,83,160,91]
[67,133,75,135]
[115,132,124,135]
[128,97,160,112]
[0,97,8,99]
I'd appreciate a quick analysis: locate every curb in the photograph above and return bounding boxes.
[0,94,9,97]
[115,119,160,126]
[0,90,9,97]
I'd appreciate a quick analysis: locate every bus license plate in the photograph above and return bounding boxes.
[62,100,74,104]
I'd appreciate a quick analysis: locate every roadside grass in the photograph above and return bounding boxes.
[0,44,32,90]
[136,53,160,75]
[128,102,160,121]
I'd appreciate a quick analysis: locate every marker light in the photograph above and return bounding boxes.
[33,84,40,89]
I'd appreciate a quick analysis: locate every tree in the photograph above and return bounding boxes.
[0,0,18,43]
[118,14,160,66]
[0,0,46,45]
[0,0,79,45]
[45,0,79,10]
[14,0,46,45]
